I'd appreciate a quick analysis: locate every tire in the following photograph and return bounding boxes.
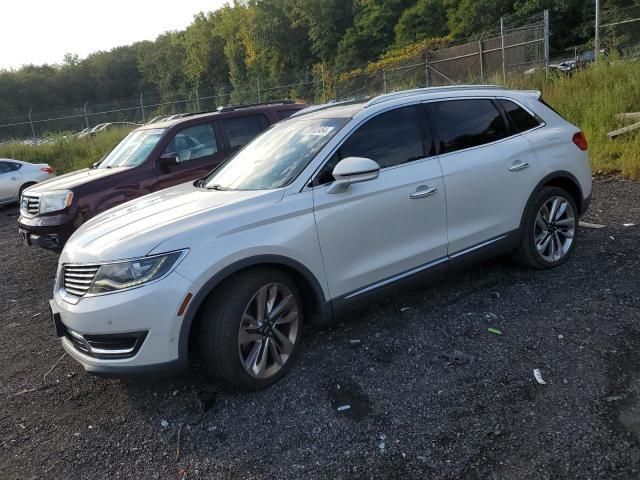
[515,186,578,270]
[198,268,304,390]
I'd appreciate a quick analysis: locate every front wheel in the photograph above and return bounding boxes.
[515,186,578,269]
[198,268,303,390]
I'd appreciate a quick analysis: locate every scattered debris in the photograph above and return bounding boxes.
[43,353,67,381]
[18,424,26,430]
[32,313,41,318]
[623,223,635,227]
[609,236,615,241]
[490,292,501,299]
[558,334,564,339]
[378,434,386,453]
[337,405,351,412]
[604,395,624,402]
[400,307,410,312]
[176,423,183,461]
[441,350,475,365]
[6,322,20,328]
[615,112,640,122]
[485,312,498,321]
[14,384,54,397]
[349,339,361,345]
[608,120,640,139]
[487,327,502,336]
[533,368,547,385]
[161,420,169,428]
[579,221,606,229]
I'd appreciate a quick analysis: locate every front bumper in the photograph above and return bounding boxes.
[50,271,193,377]
[18,213,76,250]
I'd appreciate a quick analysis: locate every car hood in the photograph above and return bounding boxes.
[61,182,285,264]
[25,167,126,193]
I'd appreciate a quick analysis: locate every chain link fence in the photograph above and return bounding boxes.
[0,11,549,142]
[599,3,640,58]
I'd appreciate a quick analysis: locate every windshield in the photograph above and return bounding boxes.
[98,128,165,168]
[204,117,348,190]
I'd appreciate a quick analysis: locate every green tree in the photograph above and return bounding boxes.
[394,0,449,46]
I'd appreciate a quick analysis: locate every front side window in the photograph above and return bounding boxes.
[99,128,165,168]
[222,114,269,150]
[315,105,427,185]
[430,99,508,153]
[204,117,348,191]
[162,123,218,162]
[499,99,542,132]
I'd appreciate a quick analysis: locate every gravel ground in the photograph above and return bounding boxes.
[1,177,639,480]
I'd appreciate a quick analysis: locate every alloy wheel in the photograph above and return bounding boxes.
[534,196,576,263]
[238,282,300,379]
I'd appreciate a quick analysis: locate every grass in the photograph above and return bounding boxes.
[1,60,640,179]
[0,127,132,174]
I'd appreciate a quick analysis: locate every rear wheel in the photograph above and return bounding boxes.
[515,186,578,269]
[198,268,303,390]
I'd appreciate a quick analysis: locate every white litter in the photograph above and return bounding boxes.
[337,405,351,412]
[160,420,169,428]
[610,236,615,241]
[579,221,606,229]
[533,368,547,385]
[623,223,635,227]
[400,307,410,312]
[349,339,361,345]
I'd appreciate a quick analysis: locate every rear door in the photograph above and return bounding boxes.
[154,121,225,190]
[427,98,540,255]
[0,161,22,203]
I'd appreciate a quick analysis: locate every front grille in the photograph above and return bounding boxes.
[21,195,40,216]
[63,264,100,298]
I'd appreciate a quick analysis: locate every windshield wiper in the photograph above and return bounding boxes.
[207,183,232,191]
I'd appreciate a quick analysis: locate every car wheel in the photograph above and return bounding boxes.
[198,268,303,390]
[515,186,578,269]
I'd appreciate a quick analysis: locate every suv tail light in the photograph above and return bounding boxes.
[41,166,55,174]
[572,131,588,151]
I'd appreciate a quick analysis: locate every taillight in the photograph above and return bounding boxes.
[41,166,55,174]
[572,131,588,151]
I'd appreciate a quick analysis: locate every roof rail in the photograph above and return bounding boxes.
[365,85,505,108]
[217,99,295,113]
[289,98,367,118]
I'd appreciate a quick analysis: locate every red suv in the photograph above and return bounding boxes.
[18,101,306,250]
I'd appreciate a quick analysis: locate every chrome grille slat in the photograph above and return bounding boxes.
[21,195,40,216]
[62,264,101,299]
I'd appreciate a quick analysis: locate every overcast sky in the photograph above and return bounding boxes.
[0,0,228,70]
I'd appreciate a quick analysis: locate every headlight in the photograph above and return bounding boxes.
[40,190,74,214]
[86,250,187,295]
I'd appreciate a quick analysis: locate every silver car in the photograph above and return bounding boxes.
[0,159,55,207]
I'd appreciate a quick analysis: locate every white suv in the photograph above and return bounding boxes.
[50,86,592,389]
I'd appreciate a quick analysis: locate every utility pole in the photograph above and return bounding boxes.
[595,0,601,61]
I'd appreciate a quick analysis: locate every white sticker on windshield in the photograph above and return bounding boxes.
[302,126,335,136]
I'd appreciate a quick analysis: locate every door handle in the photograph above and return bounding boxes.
[509,162,530,172]
[11,177,18,181]
[410,186,438,199]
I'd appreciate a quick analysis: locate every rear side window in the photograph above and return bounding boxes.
[499,99,541,132]
[222,114,270,150]
[163,123,218,162]
[0,162,10,174]
[277,110,296,120]
[430,99,508,153]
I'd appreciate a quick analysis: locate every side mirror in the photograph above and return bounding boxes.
[158,152,180,170]
[326,157,380,194]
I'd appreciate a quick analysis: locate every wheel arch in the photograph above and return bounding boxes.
[520,171,584,231]
[178,255,330,364]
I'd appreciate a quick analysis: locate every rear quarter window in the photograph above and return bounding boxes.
[499,99,542,132]
[221,114,270,150]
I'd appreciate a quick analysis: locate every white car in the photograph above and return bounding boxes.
[50,86,592,389]
[0,159,55,207]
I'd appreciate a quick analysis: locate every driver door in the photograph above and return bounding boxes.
[154,121,226,190]
[0,161,21,203]
[311,105,448,301]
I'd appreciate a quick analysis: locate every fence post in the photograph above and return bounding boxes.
[479,40,485,83]
[83,102,89,129]
[595,0,601,61]
[28,109,36,139]
[195,86,201,112]
[543,9,550,71]
[257,78,261,103]
[500,16,506,84]
[321,64,327,104]
[383,70,388,93]
[139,93,145,123]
